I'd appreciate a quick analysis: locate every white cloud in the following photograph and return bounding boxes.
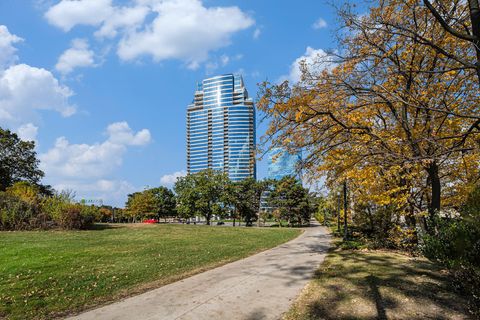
[160,170,186,187]
[39,122,151,206]
[94,5,150,38]
[53,179,136,207]
[40,137,125,179]
[205,53,242,74]
[55,38,96,75]
[0,25,76,138]
[45,0,255,68]
[17,123,39,142]
[312,18,327,30]
[39,122,151,179]
[45,0,114,32]
[0,25,23,69]
[280,47,336,84]
[106,121,151,146]
[117,0,254,66]
[253,28,261,39]
[0,64,76,125]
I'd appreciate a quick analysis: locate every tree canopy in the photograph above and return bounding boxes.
[258,0,480,234]
[226,178,270,226]
[0,128,44,191]
[174,169,230,225]
[268,176,312,226]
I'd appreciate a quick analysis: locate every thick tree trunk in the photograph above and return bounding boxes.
[366,206,375,234]
[427,161,441,221]
[337,193,341,232]
[469,0,480,83]
[343,181,348,240]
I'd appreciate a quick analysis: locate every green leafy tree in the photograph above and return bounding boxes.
[269,176,312,226]
[173,174,197,221]
[125,190,157,222]
[150,186,176,221]
[228,178,271,226]
[174,169,230,225]
[0,128,44,191]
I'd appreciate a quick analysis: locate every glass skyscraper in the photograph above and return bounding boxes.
[267,147,302,180]
[260,147,302,212]
[186,74,256,181]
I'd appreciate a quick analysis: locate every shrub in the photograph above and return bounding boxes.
[0,192,36,230]
[79,205,97,227]
[387,225,418,252]
[422,217,480,268]
[422,185,480,317]
[41,192,73,223]
[314,211,324,224]
[6,182,41,206]
[42,195,94,230]
[0,187,96,230]
[40,192,94,229]
[56,205,93,230]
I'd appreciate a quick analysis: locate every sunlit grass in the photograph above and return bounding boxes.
[0,223,300,319]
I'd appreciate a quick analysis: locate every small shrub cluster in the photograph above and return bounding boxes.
[0,182,97,231]
[422,185,480,317]
[422,218,480,268]
[0,192,36,230]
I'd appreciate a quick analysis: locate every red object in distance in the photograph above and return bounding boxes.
[143,219,157,224]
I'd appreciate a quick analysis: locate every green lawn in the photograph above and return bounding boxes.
[285,248,471,320]
[0,223,300,319]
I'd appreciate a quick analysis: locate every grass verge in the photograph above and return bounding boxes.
[284,231,471,319]
[0,223,300,319]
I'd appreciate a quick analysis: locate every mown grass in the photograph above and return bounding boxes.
[0,223,300,319]
[285,246,471,320]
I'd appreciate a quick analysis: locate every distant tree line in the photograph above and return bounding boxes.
[126,169,315,227]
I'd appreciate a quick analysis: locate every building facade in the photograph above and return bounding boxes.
[186,74,256,182]
[260,147,302,212]
[267,147,302,181]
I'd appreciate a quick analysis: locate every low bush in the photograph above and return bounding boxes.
[56,205,93,230]
[422,217,480,317]
[386,225,418,252]
[422,217,480,268]
[0,183,96,231]
[314,211,328,225]
[42,194,95,230]
[422,185,480,317]
[0,192,36,230]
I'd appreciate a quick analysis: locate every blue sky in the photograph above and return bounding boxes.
[0,0,337,206]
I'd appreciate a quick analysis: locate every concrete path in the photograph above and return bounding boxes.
[69,222,331,320]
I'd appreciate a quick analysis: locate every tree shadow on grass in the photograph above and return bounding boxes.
[299,250,471,320]
[87,223,128,231]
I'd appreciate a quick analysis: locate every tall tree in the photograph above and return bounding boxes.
[125,190,157,222]
[0,128,44,191]
[174,169,230,225]
[150,187,176,221]
[423,0,480,82]
[268,176,312,226]
[258,0,480,233]
[228,178,270,226]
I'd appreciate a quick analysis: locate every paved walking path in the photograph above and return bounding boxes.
[69,222,331,320]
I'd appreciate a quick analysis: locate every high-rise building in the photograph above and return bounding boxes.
[267,147,302,181]
[186,74,256,181]
[260,147,302,212]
